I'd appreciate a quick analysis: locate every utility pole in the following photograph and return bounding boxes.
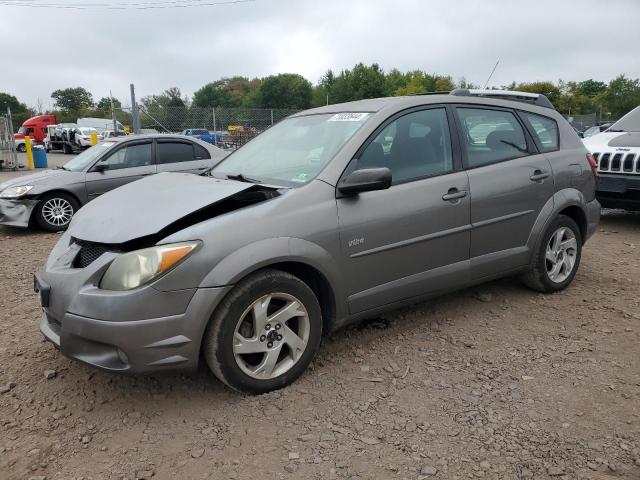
[7,107,18,170]
[130,83,140,134]
[110,90,117,133]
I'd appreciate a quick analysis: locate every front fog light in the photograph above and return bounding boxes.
[100,241,200,291]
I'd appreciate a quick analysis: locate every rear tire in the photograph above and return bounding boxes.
[521,215,582,293]
[63,143,72,154]
[34,192,79,232]
[203,269,322,394]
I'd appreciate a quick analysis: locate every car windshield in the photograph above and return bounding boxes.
[62,142,116,171]
[212,112,371,186]
[608,105,640,132]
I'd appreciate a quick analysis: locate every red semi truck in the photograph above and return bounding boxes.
[13,114,57,151]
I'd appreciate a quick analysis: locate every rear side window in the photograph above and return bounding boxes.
[523,113,559,152]
[157,142,196,164]
[194,144,211,159]
[456,108,529,168]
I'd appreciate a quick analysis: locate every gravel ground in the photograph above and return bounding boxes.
[0,167,639,479]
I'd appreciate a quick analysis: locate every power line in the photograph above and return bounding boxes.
[0,0,255,9]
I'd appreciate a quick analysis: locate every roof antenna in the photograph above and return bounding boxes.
[483,60,500,89]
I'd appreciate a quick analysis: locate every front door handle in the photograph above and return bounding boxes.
[442,188,468,202]
[530,170,550,182]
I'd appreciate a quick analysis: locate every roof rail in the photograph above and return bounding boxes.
[450,88,555,109]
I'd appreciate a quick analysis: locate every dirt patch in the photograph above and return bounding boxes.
[0,211,639,480]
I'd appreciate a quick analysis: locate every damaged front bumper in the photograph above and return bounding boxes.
[0,198,38,228]
[36,235,232,373]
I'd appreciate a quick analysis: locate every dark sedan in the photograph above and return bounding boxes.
[0,134,227,231]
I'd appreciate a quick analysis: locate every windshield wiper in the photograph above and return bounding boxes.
[607,129,625,132]
[56,165,69,171]
[226,173,260,183]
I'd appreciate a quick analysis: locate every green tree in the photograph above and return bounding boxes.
[577,79,607,98]
[259,73,312,109]
[51,87,93,112]
[0,92,32,131]
[193,77,261,108]
[0,92,28,114]
[516,81,562,106]
[601,75,640,119]
[96,96,121,112]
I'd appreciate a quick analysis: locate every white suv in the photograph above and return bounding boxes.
[583,106,640,210]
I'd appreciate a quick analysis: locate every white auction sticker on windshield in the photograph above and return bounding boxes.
[328,112,369,122]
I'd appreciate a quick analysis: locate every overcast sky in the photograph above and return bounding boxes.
[1,0,639,109]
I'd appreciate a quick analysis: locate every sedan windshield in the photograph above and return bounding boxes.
[63,142,116,171]
[212,112,371,186]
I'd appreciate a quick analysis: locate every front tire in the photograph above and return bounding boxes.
[203,269,322,394]
[34,192,78,232]
[521,215,582,292]
[16,143,26,152]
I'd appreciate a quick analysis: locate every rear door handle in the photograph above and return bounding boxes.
[442,188,468,202]
[530,170,550,182]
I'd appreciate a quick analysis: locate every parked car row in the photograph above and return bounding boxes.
[11,89,601,394]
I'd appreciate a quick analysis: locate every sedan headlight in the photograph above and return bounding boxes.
[100,241,200,291]
[0,185,33,198]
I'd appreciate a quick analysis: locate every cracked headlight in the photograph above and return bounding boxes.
[0,185,33,198]
[100,241,200,291]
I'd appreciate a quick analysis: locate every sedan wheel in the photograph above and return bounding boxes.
[204,269,322,394]
[35,193,78,232]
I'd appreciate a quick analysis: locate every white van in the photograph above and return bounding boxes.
[76,117,124,133]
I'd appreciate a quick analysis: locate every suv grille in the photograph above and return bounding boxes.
[74,241,110,268]
[593,152,640,175]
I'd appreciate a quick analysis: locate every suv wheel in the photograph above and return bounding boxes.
[35,193,78,232]
[522,215,582,292]
[203,269,322,394]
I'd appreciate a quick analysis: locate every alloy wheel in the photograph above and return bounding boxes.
[41,197,74,227]
[233,292,310,380]
[545,227,578,283]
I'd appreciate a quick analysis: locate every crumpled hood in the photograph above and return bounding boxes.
[0,169,69,191]
[69,172,256,244]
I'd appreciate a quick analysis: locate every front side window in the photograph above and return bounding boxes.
[456,108,528,167]
[63,142,116,171]
[524,113,559,152]
[102,143,152,170]
[357,108,453,183]
[212,112,371,186]
[157,142,195,164]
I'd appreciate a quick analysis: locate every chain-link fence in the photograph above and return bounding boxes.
[134,106,299,149]
[0,111,18,170]
[565,113,598,131]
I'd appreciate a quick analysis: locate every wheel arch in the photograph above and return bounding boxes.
[199,237,344,335]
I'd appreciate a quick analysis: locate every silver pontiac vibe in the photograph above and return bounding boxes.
[35,90,600,394]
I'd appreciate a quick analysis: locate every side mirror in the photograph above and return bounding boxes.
[93,163,109,173]
[338,167,392,195]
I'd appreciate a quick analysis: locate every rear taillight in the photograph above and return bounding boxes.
[586,153,598,177]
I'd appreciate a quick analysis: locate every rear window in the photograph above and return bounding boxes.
[523,113,559,152]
